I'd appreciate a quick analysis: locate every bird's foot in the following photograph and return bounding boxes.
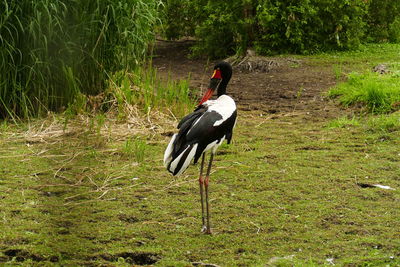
[201,225,212,234]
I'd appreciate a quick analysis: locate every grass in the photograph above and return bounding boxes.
[309,43,400,70]
[123,137,146,162]
[328,71,400,114]
[366,112,400,133]
[108,67,194,119]
[1,109,399,266]
[321,44,400,138]
[328,113,400,135]
[327,116,361,129]
[1,42,400,266]
[0,0,161,119]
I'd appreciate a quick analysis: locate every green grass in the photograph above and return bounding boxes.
[0,0,160,119]
[1,110,399,266]
[1,39,400,267]
[327,116,361,129]
[56,65,195,132]
[366,112,400,133]
[310,43,400,70]
[108,67,194,118]
[328,113,400,135]
[328,71,400,114]
[123,137,146,162]
[323,44,400,135]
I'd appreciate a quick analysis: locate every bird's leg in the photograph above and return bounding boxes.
[198,153,206,232]
[204,153,214,234]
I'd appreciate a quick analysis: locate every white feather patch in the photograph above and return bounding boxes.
[163,134,177,167]
[168,145,190,173]
[175,143,198,176]
[373,184,395,190]
[212,136,225,154]
[202,100,216,107]
[203,136,225,154]
[207,95,236,126]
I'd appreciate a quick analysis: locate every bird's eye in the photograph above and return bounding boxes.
[211,69,222,79]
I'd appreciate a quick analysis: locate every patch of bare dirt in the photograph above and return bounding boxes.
[152,40,342,120]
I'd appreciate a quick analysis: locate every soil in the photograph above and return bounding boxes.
[152,40,341,120]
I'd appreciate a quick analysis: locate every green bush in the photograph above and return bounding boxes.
[191,0,255,58]
[388,17,400,43]
[0,0,161,119]
[160,0,256,58]
[366,0,400,43]
[161,0,400,57]
[256,0,369,54]
[161,0,199,40]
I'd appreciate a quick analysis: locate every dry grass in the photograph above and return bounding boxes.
[9,106,175,146]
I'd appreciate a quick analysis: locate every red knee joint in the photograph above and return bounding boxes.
[204,176,209,187]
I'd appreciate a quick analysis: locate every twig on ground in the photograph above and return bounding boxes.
[63,198,116,206]
[246,220,262,234]
[192,262,221,267]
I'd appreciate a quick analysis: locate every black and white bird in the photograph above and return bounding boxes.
[163,61,237,234]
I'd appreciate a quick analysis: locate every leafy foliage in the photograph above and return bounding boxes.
[161,0,256,58]
[191,0,255,58]
[161,0,199,39]
[256,0,368,54]
[161,0,400,57]
[366,0,400,43]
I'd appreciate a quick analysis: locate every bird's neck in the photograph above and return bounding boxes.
[217,79,229,97]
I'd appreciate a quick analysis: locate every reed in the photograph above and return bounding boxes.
[0,0,161,120]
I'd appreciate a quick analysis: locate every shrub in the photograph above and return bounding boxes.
[161,0,375,57]
[256,0,369,54]
[161,0,198,40]
[190,0,255,58]
[160,0,256,58]
[160,0,400,56]
[366,0,400,43]
[388,17,400,43]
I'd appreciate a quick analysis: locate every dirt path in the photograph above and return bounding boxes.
[152,40,341,121]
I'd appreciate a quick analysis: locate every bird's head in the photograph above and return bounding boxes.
[199,61,232,105]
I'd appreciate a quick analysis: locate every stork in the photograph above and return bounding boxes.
[163,61,237,234]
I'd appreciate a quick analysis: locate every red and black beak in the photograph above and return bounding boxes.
[198,69,222,105]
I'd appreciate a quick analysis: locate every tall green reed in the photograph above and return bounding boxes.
[0,0,161,120]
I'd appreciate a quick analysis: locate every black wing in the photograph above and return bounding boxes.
[171,106,236,167]
[186,109,236,163]
[172,107,207,158]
